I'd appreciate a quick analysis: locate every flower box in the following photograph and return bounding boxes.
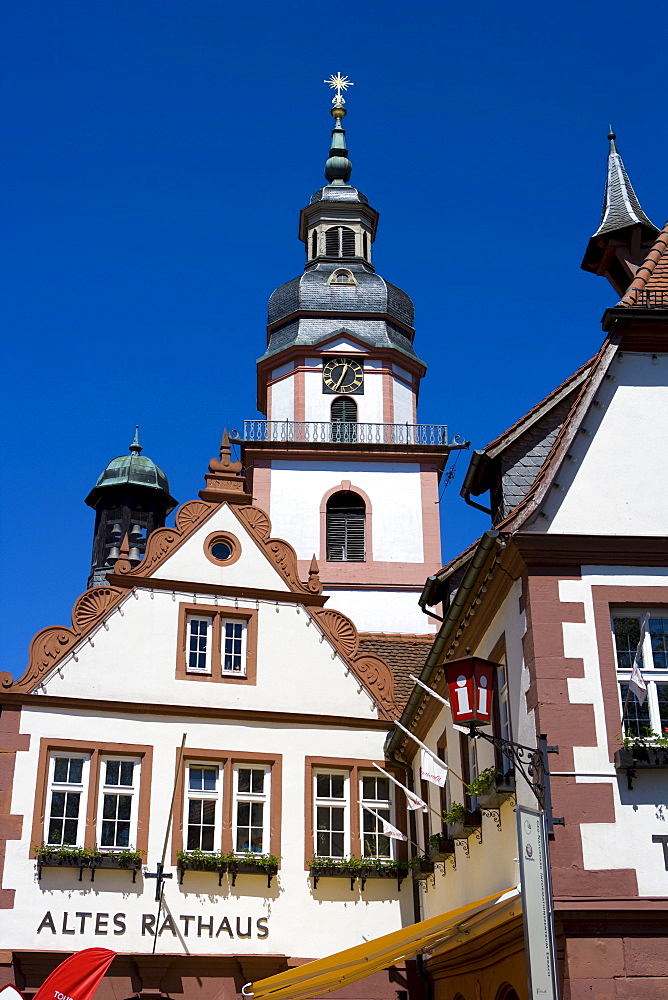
[411,858,435,881]
[309,862,407,890]
[446,809,482,839]
[36,852,142,883]
[177,857,278,888]
[428,835,456,862]
[614,747,668,769]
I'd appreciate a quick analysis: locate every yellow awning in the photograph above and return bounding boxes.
[244,886,517,1000]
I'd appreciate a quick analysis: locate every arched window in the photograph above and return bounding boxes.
[331,397,357,442]
[325,226,356,258]
[328,268,356,285]
[363,231,368,259]
[311,230,318,258]
[326,491,365,562]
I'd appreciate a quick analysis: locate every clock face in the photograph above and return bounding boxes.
[322,357,364,394]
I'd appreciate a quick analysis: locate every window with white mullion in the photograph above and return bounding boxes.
[234,766,270,854]
[222,620,247,674]
[186,764,222,852]
[98,757,139,849]
[187,616,213,673]
[46,754,90,847]
[314,771,348,858]
[613,611,668,737]
[360,774,393,859]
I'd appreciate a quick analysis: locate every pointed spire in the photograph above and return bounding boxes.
[129,425,142,454]
[593,129,656,237]
[307,554,323,595]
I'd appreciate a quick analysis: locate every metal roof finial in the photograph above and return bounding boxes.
[323,73,353,185]
[129,425,142,454]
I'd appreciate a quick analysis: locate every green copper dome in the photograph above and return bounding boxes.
[93,428,171,494]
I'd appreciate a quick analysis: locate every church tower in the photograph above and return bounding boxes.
[236,79,466,633]
[85,428,177,587]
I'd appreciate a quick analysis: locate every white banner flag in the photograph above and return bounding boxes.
[629,614,650,706]
[360,803,407,841]
[380,816,408,841]
[420,748,448,787]
[406,790,429,813]
[372,762,428,813]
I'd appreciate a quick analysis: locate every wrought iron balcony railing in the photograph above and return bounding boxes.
[232,420,468,448]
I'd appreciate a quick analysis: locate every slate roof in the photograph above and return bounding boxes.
[357,633,434,711]
[593,134,657,237]
[620,222,668,306]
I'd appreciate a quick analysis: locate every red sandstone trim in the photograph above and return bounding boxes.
[0,707,29,909]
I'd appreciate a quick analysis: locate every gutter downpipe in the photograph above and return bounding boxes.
[385,530,501,760]
[460,450,492,516]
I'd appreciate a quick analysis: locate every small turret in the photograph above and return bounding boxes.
[581,130,659,295]
[85,428,177,587]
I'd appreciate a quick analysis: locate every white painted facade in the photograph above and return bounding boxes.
[1,497,413,959]
[541,352,668,535]
[269,460,425,563]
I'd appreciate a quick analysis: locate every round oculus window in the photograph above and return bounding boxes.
[211,541,233,561]
[204,531,241,566]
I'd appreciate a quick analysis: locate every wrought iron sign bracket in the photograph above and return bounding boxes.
[468,727,564,837]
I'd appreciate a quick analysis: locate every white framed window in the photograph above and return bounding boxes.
[222,619,247,674]
[187,616,213,673]
[495,654,513,775]
[314,771,348,858]
[233,765,270,854]
[97,757,140,850]
[185,763,223,852]
[359,773,393,859]
[45,754,90,847]
[613,611,668,737]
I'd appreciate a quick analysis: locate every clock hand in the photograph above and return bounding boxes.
[334,364,349,390]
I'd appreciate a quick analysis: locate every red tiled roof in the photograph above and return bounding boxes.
[620,221,668,305]
[357,633,433,711]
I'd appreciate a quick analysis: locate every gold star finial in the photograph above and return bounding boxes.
[325,73,354,107]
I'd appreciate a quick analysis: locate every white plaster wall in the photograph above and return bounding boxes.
[393,377,414,425]
[4,708,413,956]
[38,588,380,719]
[157,504,291,591]
[558,567,668,896]
[268,373,294,421]
[303,369,384,423]
[269,460,424,562]
[543,353,668,535]
[323,589,434,634]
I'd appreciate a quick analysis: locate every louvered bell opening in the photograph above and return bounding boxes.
[331,397,358,442]
[326,492,365,562]
[331,397,358,422]
[324,226,357,259]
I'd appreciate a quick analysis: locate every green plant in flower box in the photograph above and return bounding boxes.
[467,767,500,797]
[618,728,668,750]
[442,802,466,826]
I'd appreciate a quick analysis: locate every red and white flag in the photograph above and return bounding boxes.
[33,949,115,1000]
[420,749,448,788]
[629,614,650,706]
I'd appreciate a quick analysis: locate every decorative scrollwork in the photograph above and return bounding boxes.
[73,588,123,630]
[455,839,470,858]
[176,500,213,532]
[313,609,359,659]
[481,808,502,832]
[350,654,397,716]
[237,505,271,540]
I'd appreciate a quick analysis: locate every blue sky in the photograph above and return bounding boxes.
[3,0,667,676]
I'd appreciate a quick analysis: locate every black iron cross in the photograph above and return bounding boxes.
[144,861,173,902]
